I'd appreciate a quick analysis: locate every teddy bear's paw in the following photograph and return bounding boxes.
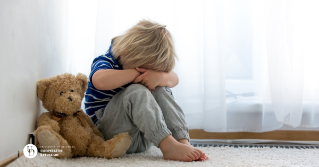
[111,135,132,158]
[37,129,61,147]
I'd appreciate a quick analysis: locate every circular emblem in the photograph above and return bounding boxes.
[23,144,38,158]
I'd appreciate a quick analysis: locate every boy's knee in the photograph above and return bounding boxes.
[153,86,173,97]
[124,84,150,97]
[126,84,148,92]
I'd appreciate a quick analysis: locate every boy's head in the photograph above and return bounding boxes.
[112,20,177,72]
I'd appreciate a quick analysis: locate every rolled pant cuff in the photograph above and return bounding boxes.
[151,127,172,147]
[172,129,190,141]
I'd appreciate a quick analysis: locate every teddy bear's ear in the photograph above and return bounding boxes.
[37,78,51,101]
[76,73,88,94]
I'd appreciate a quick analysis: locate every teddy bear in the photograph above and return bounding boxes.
[34,73,132,158]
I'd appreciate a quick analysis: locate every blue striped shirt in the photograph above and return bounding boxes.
[84,44,130,123]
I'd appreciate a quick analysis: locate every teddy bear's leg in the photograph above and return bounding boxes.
[35,125,73,158]
[87,132,132,159]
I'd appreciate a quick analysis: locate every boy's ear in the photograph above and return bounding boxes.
[37,78,51,101]
[76,73,88,95]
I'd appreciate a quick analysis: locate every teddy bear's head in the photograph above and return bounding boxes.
[37,73,88,115]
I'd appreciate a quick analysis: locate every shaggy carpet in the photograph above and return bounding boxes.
[8,146,319,167]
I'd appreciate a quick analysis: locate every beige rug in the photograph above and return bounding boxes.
[8,146,319,167]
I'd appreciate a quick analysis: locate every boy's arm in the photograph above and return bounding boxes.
[158,70,179,88]
[133,68,179,89]
[92,69,140,90]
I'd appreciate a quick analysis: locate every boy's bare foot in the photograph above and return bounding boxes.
[159,135,207,162]
[177,139,209,161]
[178,139,191,145]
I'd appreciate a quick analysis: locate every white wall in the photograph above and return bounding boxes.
[0,0,68,161]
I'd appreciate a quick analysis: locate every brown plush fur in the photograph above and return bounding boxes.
[34,73,132,158]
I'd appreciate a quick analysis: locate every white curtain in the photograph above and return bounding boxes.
[67,0,319,132]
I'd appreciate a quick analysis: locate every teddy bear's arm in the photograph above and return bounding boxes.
[37,112,60,133]
[78,109,105,139]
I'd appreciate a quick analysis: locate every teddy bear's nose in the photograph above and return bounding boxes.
[68,97,72,101]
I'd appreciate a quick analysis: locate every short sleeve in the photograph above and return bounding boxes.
[89,56,114,84]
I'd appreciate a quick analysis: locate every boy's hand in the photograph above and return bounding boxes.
[133,67,164,90]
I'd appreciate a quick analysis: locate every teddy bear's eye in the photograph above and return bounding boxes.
[70,90,74,92]
[60,92,63,96]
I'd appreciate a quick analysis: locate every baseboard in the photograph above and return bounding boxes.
[0,151,23,167]
[189,129,319,141]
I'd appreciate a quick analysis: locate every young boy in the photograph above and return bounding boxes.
[85,20,208,162]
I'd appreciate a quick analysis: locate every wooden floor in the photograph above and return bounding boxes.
[189,129,319,141]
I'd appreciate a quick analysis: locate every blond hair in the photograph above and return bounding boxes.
[111,20,177,72]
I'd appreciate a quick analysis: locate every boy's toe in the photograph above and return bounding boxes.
[191,151,199,159]
[194,150,201,158]
[187,154,195,161]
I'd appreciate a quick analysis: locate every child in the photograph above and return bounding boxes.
[85,20,208,162]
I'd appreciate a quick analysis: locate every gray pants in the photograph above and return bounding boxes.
[95,84,189,154]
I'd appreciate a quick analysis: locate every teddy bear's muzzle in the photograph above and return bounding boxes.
[55,93,82,115]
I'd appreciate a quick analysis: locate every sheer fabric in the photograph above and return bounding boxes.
[68,0,319,132]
